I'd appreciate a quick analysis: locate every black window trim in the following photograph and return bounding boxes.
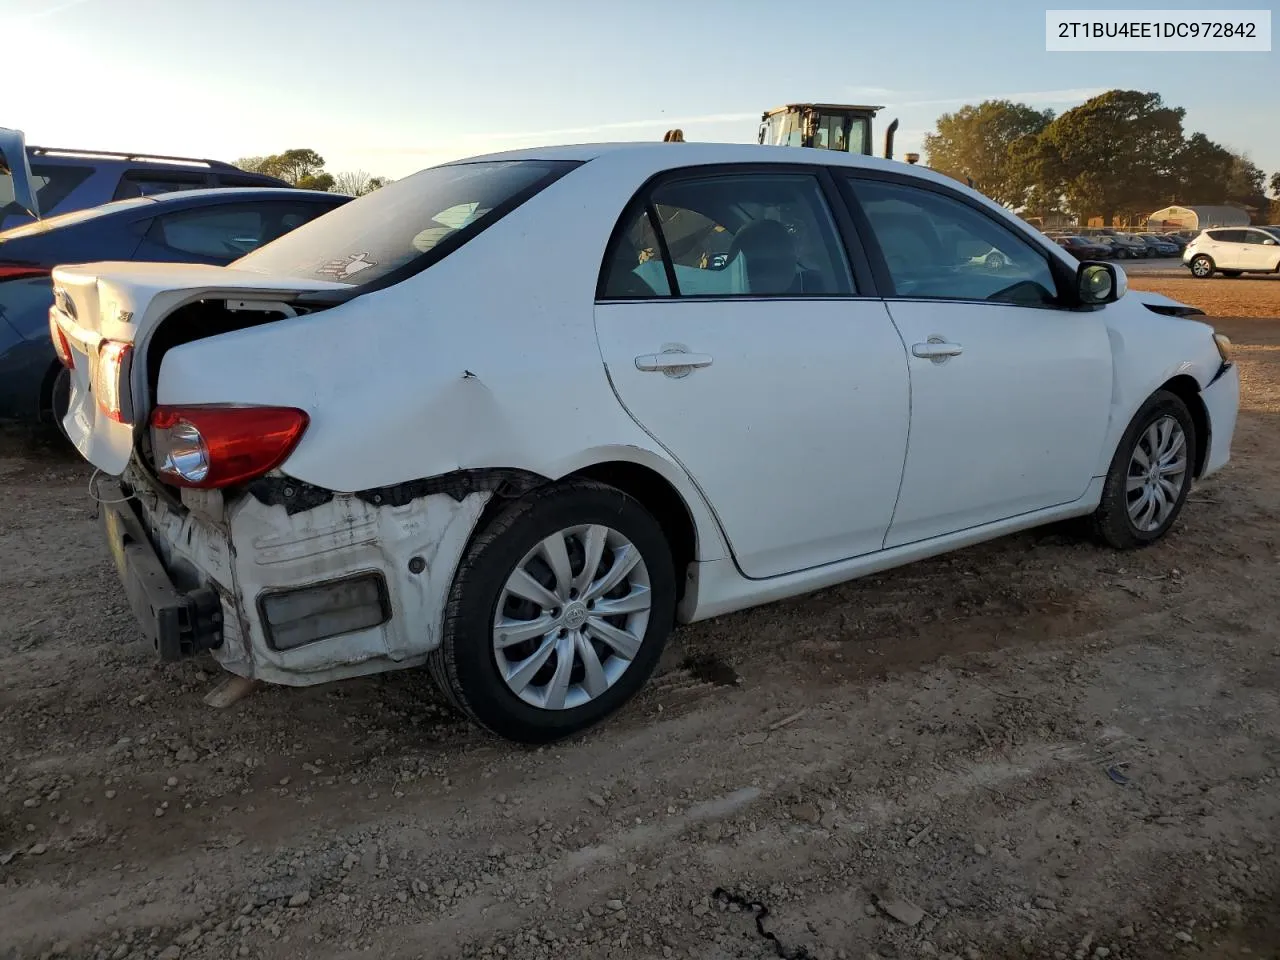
[833,167,1087,311]
[595,161,878,303]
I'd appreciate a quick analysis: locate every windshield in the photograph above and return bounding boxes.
[233,159,580,285]
[0,196,153,241]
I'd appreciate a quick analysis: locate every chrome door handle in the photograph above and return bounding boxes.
[911,340,963,362]
[635,351,714,375]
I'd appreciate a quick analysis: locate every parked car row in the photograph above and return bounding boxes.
[1045,230,1184,260]
[1,128,350,426]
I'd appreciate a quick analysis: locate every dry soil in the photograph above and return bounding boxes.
[2,277,1278,960]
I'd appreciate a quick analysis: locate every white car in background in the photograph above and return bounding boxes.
[50,142,1239,743]
[1184,226,1280,278]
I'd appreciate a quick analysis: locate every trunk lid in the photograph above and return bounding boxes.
[0,127,40,220]
[49,261,349,475]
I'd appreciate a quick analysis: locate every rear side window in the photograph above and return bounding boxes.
[599,172,855,299]
[114,170,212,200]
[232,160,580,286]
[1207,229,1246,243]
[0,163,93,217]
[146,202,333,259]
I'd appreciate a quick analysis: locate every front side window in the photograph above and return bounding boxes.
[847,177,1058,306]
[233,159,578,286]
[1243,230,1276,245]
[600,172,854,299]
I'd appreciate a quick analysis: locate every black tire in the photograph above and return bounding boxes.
[1189,254,1215,278]
[428,479,677,744]
[1091,390,1196,550]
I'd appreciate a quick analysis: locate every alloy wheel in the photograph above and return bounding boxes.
[492,524,652,711]
[1125,415,1188,533]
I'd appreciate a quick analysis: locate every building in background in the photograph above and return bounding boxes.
[1147,204,1250,232]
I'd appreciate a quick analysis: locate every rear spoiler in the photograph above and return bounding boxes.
[0,127,40,219]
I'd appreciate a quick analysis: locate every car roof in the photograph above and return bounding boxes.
[450,140,959,183]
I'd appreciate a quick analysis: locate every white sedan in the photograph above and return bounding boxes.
[50,142,1240,743]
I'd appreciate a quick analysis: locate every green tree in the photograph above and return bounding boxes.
[1270,171,1280,197]
[1174,133,1235,204]
[1036,90,1186,224]
[923,100,1054,207]
[1225,153,1265,199]
[235,148,330,188]
[296,172,336,192]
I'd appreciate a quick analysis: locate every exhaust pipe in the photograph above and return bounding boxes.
[884,118,899,160]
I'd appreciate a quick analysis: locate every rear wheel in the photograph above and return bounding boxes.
[1091,390,1196,550]
[1189,254,1215,278]
[428,479,677,743]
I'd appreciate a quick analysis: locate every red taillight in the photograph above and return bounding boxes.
[150,405,309,489]
[48,308,75,369]
[0,264,50,281]
[94,340,132,422]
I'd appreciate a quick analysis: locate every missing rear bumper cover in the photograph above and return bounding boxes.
[247,468,545,515]
[99,485,224,661]
[257,572,392,652]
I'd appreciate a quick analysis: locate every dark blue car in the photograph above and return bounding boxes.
[0,187,350,425]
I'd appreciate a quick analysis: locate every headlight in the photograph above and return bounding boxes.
[1213,333,1231,363]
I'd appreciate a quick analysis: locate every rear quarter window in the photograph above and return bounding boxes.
[231,159,581,288]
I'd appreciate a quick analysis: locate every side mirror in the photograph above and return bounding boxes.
[1078,261,1125,306]
[1264,238,1278,246]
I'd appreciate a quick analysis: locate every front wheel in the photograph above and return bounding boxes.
[1091,390,1196,550]
[429,479,677,743]
[1189,254,1215,278]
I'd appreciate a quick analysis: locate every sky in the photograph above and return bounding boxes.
[4,0,1277,183]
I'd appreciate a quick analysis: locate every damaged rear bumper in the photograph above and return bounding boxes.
[101,467,497,686]
[100,482,224,661]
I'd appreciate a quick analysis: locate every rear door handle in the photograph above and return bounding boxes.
[635,352,714,375]
[911,340,963,361]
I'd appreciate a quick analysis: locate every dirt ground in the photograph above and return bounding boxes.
[3,277,1279,960]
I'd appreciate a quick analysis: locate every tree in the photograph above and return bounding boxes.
[1174,133,1235,204]
[1271,171,1280,197]
[234,148,330,187]
[923,100,1054,207]
[1225,152,1265,199]
[1034,90,1186,224]
[331,170,390,197]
